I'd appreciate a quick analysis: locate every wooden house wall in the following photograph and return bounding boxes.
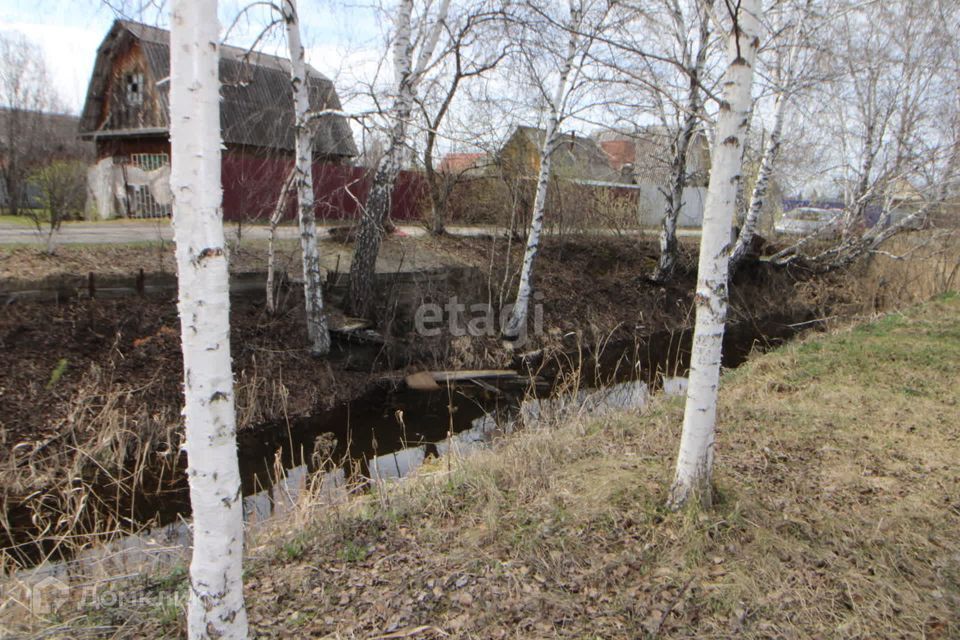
[498,132,539,179]
[100,39,164,132]
[95,137,170,161]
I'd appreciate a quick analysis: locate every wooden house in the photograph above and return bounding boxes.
[498,126,622,184]
[594,127,713,228]
[594,127,711,187]
[79,20,357,219]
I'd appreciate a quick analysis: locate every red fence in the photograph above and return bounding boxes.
[221,151,427,223]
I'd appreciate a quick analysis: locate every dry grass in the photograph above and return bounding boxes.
[38,293,957,639]
[0,363,182,572]
[0,232,461,283]
[0,337,344,573]
[862,229,960,310]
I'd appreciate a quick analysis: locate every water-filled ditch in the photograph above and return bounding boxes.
[7,312,813,573]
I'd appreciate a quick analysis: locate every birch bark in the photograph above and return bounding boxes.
[347,0,451,318]
[731,3,810,270]
[729,92,784,269]
[668,0,762,510]
[266,167,296,314]
[652,0,712,283]
[169,1,248,636]
[284,0,331,354]
[502,3,581,342]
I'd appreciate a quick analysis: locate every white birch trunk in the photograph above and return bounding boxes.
[169,1,248,637]
[502,4,581,341]
[731,2,810,270]
[669,0,762,510]
[284,0,330,355]
[346,0,414,317]
[730,92,784,269]
[266,168,296,314]
[653,106,699,281]
[347,0,450,318]
[652,0,712,282]
[45,227,57,255]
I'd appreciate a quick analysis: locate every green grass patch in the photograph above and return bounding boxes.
[0,214,41,226]
[46,358,69,390]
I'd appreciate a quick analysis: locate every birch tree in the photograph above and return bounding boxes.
[501,0,613,342]
[417,6,507,235]
[651,0,715,282]
[169,1,248,636]
[575,0,723,281]
[668,0,762,510]
[501,5,580,341]
[0,33,63,218]
[283,0,331,354]
[222,1,360,333]
[730,0,816,271]
[266,167,296,314]
[769,0,959,269]
[347,0,452,318]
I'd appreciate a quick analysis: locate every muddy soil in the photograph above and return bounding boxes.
[0,296,377,450]
[0,234,845,467]
[407,234,842,368]
[0,235,852,566]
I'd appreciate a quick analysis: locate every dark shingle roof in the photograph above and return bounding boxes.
[79,20,357,157]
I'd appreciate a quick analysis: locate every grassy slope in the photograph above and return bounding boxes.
[106,295,960,638]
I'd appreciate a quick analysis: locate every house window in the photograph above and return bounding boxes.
[126,72,143,106]
[129,153,169,171]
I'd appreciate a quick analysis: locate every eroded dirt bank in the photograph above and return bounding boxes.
[0,235,844,455]
[0,234,853,566]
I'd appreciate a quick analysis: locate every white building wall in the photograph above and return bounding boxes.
[636,183,707,228]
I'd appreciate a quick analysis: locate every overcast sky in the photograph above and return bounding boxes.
[0,0,386,115]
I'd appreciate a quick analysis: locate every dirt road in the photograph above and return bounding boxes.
[0,220,701,246]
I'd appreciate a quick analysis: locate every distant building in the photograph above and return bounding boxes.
[79,19,357,219]
[594,127,711,187]
[488,125,712,228]
[438,152,488,176]
[498,126,623,184]
[592,128,710,228]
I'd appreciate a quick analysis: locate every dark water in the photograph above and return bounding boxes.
[3,313,812,569]
[1,380,521,569]
[115,311,809,529]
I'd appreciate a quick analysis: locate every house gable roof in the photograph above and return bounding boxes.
[79,20,357,157]
[507,126,624,183]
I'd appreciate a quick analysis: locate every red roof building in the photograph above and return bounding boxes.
[438,152,486,174]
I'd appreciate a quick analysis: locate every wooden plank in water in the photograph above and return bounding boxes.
[468,378,501,394]
[429,369,518,383]
[330,317,372,332]
[405,371,440,391]
[387,368,539,390]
